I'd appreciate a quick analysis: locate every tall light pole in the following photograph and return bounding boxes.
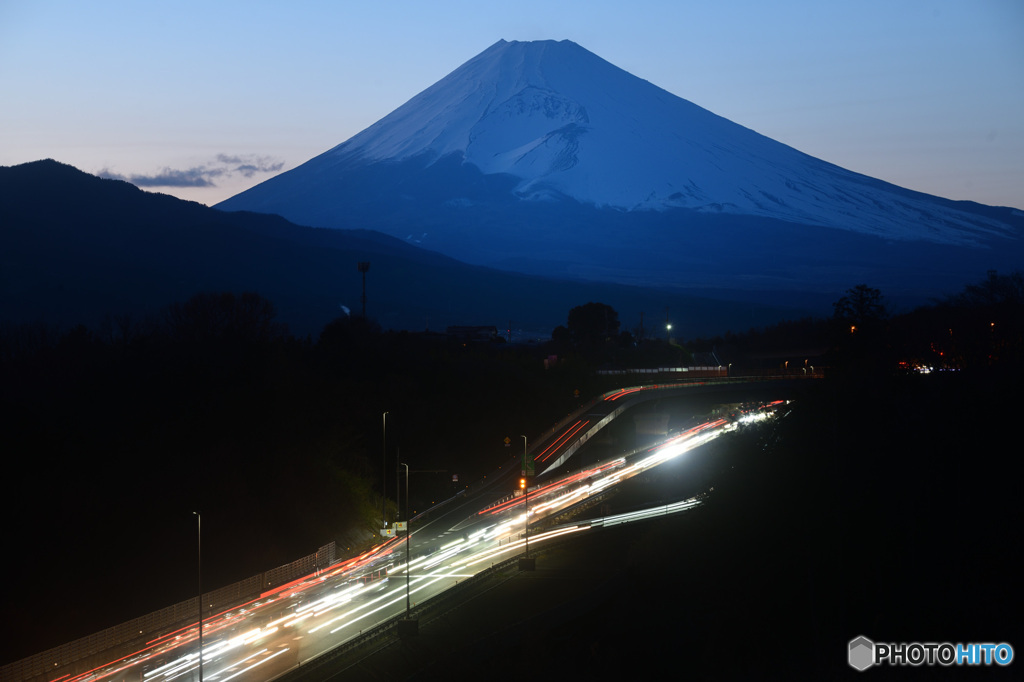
[192,511,202,682]
[520,475,529,559]
[382,411,388,530]
[397,462,418,638]
[395,446,400,537]
[521,434,530,558]
[519,435,535,571]
[520,435,532,477]
[400,462,411,617]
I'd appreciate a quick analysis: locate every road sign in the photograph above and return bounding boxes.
[504,436,511,447]
[394,521,407,531]
[381,528,396,537]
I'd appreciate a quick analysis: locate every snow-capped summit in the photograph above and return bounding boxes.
[218,39,1023,297]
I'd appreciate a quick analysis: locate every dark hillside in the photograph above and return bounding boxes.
[0,160,801,338]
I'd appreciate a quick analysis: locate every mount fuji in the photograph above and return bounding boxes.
[218,39,1024,302]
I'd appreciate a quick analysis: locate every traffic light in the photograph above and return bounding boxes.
[519,477,526,490]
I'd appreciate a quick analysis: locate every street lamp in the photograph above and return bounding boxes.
[397,462,418,638]
[192,511,203,682]
[382,411,388,530]
[519,433,535,570]
[520,475,529,558]
[400,462,411,617]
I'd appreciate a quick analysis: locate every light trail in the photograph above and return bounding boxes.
[454,526,590,568]
[214,648,290,682]
[48,397,788,682]
[535,419,591,462]
[591,497,703,528]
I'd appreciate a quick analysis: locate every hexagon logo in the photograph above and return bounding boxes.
[849,635,875,671]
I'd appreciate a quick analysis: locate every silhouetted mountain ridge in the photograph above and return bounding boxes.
[1,160,803,336]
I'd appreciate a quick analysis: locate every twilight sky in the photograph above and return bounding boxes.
[2,0,1022,209]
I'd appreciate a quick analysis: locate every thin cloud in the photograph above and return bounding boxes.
[117,167,221,187]
[216,153,285,178]
[99,154,284,188]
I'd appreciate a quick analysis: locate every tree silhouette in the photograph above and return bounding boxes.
[937,270,1024,369]
[567,301,620,347]
[830,284,889,372]
[163,291,284,344]
[832,284,887,330]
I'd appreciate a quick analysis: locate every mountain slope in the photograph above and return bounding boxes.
[1,160,804,337]
[217,39,1024,297]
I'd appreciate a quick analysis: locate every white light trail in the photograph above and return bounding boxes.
[206,647,268,681]
[322,569,463,635]
[453,526,589,568]
[592,497,703,528]
[293,582,364,618]
[216,648,290,682]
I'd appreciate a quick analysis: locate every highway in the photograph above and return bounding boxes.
[50,396,788,682]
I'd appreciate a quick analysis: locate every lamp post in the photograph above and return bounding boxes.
[397,462,418,637]
[192,511,202,682]
[382,411,388,530]
[518,434,536,571]
[520,475,529,558]
[400,462,410,617]
[395,446,400,537]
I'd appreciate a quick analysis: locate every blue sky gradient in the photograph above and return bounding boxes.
[2,0,1021,209]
